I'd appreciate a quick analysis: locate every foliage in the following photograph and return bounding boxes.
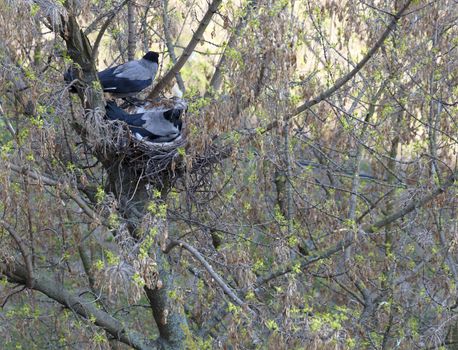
[0,0,457,349]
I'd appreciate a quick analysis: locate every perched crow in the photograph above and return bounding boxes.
[105,101,183,143]
[65,51,159,97]
[99,51,159,97]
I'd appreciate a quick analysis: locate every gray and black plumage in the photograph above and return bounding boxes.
[65,51,159,97]
[105,101,183,143]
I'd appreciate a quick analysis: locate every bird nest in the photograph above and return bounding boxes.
[102,97,188,184]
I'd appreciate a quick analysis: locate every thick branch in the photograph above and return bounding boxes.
[148,0,223,98]
[143,249,187,349]
[60,11,105,110]
[0,263,156,350]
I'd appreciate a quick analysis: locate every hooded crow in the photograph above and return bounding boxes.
[105,101,183,143]
[99,51,159,97]
[65,51,159,97]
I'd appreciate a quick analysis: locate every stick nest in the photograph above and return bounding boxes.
[94,97,188,184]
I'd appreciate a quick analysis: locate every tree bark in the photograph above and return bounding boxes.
[127,0,137,61]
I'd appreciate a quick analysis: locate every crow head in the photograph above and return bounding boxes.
[143,51,159,64]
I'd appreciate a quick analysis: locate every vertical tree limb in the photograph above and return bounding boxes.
[205,0,257,96]
[127,0,137,61]
[162,0,186,93]
[343,84,385,262]
[148,0,223,98]
[144,249,188,349]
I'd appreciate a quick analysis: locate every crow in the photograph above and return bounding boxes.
[99,51,159,97]
[105,101,183,143]
[65,51,159,97]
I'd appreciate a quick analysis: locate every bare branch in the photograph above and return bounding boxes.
[165,240,252,312]
[127,0,136,61]
[7,163,105,226]
[7,163,59,186]
[343,83,386,262]
[92,0,129,62]
[206,0,257,95]
[84,0,128,35]
[255,171,456,286]
[364,172,456,234]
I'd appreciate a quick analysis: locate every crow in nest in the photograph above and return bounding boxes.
[105,101,183,143]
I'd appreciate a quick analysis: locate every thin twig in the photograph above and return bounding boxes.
[165,240,253,313]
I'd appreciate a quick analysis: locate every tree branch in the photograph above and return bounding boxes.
[7,163,106,226]
[262,0,413,133]
[148,0,223,98]
[143,249,187,348]
[364,172,456,234]
[0,263,157,350]
[84,0,129,35]
[205,0,257,96]
[162,0,186,93]
[92,0,129,63]
[127,0,136,61]
[0,221,34,288]
[255,171,456,286]
[165,240,252,312]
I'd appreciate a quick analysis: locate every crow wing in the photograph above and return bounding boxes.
[98,61,155,94]
[113,60,153,80]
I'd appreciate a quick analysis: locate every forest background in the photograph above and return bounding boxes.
[0,0,457,349]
